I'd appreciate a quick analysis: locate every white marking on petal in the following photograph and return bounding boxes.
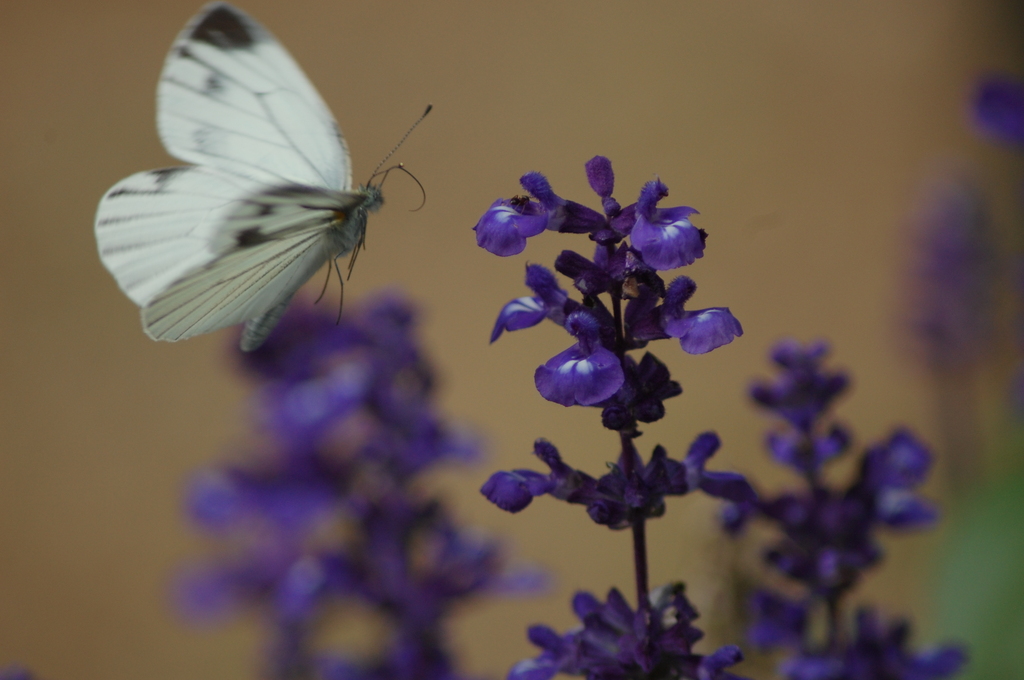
[557,359,581,375]
[507,297,544,313]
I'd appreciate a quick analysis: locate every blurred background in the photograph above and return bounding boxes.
[2,0,1023,678]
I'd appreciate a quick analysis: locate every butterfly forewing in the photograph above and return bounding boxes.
[158,2,351,190]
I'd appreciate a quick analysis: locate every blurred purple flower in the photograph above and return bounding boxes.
[181,295,529,680]
[972,74,1024,145]
[750,339,849,436]
[0,667,33,680]
[777,609,966,680]
[904,172,995,371]
[724,341,964,680]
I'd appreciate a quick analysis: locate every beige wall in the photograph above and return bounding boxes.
[1,1,1022,678]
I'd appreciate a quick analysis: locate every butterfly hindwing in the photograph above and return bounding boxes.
[141,228,329,342]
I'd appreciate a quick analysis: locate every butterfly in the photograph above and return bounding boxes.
[95,2,410,351]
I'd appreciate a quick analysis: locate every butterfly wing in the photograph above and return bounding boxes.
[96,164,368,345]
[158,2,351,190]
[96,165,265,308]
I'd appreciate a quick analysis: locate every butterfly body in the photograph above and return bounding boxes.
[95,2,379,350]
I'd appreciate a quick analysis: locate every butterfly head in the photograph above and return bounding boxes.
[359,184,384,213]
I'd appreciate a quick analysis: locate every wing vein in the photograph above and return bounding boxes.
[147,232,322,327]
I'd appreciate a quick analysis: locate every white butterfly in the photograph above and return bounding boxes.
[96,2,390,351]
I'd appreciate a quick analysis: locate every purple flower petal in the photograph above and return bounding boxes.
[520,172,562,211]
[866,429,931,489]
[481,470,553,512]
[508,657,560,680]
[779,656,844,680]
[528,625,567,654]
[275,556,326,620]
[474,198,548,256]
[700,471,756,503]
[186,470,243,531]
[662,276,698,316]
[631,180,703,269]
[524,264,571,325]
[698,645,743,680]
[684,431,722,471]
[908,645,967,677]
[534,344,624,406]
[491,296,547,343]
[555,250,613,296]
[631,211,704,270]
[585,156,615,198]
[665,307,743,355]
[316,658,367,680]
[876,489,938,528]
[261,362,371,445]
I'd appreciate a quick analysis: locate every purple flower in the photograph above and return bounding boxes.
[661,277,743,354]
[473,172,606,257]
[491,265,571,343]
[474,197,549,256]
[630,179,705,270]
[258,361,372,448]
[480,469,554,513]
[973,73,1024,145]
[480,439,597,515]
[520,171,606,235]
[679,432,757,503]
[534,311,625,406]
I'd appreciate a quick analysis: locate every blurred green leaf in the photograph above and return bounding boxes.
[935,470,1024,677]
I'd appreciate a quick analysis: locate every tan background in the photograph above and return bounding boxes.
[1,1,1022,678]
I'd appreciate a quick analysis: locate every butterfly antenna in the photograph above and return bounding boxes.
[396,164,427,211]
[333,257,345,324]
[314,259,332,304]
[369,104,432,181]
[368,163,426,210]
